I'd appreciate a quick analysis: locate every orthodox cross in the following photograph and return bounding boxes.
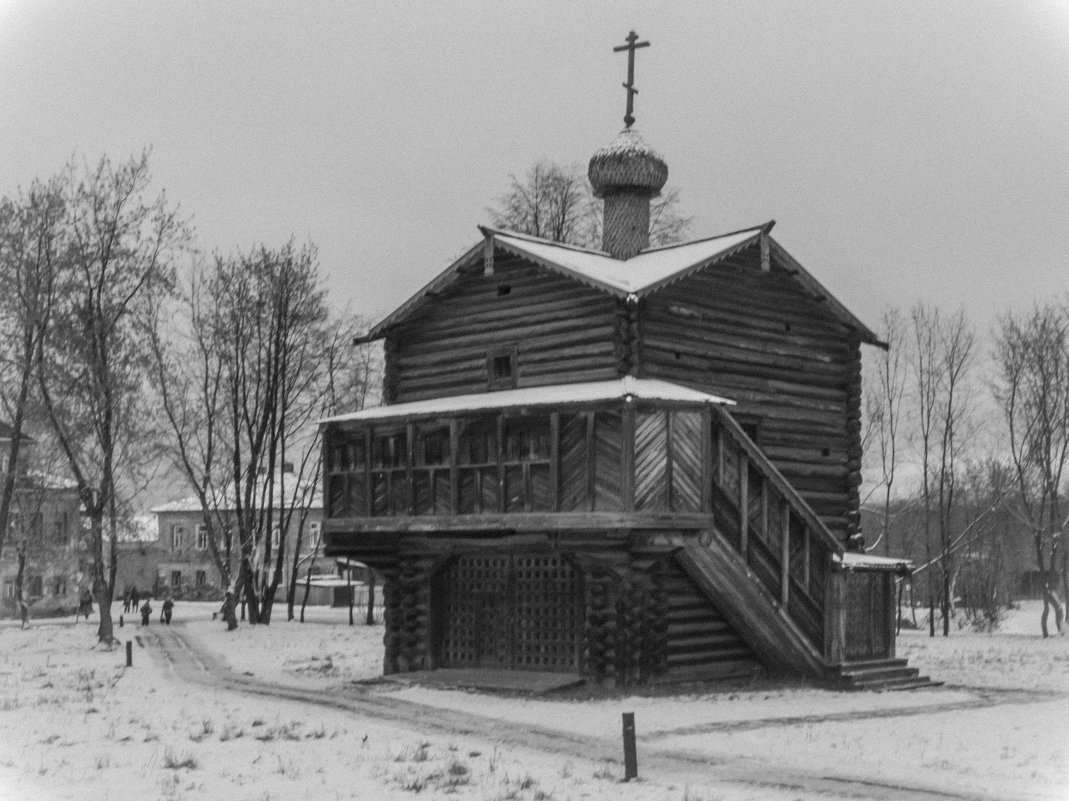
[614,30,650,128]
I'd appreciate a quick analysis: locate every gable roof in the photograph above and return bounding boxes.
[361,223,882,346]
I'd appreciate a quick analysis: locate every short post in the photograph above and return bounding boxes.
[119,614,123,628]
[125,640,133,668]
[622,712,637,781]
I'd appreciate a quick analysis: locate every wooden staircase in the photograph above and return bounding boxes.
[672,407,931,690]
[659,561,761,682]
[827,658,939,691]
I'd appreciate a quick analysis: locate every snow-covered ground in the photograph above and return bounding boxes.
[0,601,1065,800]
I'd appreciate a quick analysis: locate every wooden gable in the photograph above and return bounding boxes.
[385,253,619,404]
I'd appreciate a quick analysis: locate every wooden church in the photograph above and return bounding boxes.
[321,34,925,689]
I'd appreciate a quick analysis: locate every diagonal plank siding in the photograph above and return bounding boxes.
[641,243,862,543]
[635,411,668,511]
[593,411,623,510]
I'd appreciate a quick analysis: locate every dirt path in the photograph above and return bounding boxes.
[141,624,1047,801]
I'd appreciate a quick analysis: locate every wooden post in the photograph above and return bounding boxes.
[549,412,560,512]
[585,412,596,512]
[759,480,768,544]
[716,425,725,487]
[363,430,372,516]
[622,402,636,511]
[622,712,638,780]
[406,423,416,515]
[700,407,712,513]
[347,563,354,626]
[780,499,790,607]
[449,419,459,514]
[125,640,132,667]
[738,456,748,557]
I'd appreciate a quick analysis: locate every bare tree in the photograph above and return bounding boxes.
[284,313,378,621]
[909,305,976,636]
[863,307,909,555]
[0,178,64,564]
[488,159,691,248]
[993,301,1069,636]
[36,153,187,644]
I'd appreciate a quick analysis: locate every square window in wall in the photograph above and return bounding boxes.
[170,570,181,588]
[195,570,206,588]
[487,345,518,390]
[171,524,185,551]
[195,524,208,551]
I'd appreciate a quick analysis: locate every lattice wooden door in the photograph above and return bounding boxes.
[442,553,582,672]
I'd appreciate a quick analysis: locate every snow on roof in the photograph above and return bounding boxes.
[362,223,882,346]
[150,477,322,515]
[321,377,734,425]
[487,225,764,296]
[117,513,158,543]
[834,552,913,571]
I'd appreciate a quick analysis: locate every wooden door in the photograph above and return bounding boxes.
[441,552,583,672]
[843,571,892,661]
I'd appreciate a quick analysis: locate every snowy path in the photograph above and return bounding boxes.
[144,623,1060,801]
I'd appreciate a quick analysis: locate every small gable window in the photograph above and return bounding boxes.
[487,346,517,390]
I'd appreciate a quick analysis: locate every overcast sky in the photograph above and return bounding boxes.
[2,1,1067,335]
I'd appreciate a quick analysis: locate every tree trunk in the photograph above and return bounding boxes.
[347,565,354,626]
[300,563,314,623]
[365,571,376,626]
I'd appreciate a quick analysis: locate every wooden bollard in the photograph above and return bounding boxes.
[622,712,637,780]
[126,640,133,667]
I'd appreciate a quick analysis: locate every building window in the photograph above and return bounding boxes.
[170,570,182,588]
[487,345,517,390]
[271,527,281,550]
[52,512,68,544]
[27,575,42,597]
[53,576,67,596]
[171,524,185,550]
[195,524,208,551]
[309,520,321,542]
[195,570,206,588]
[2,582,13,599]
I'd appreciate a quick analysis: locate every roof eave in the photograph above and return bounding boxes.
[767,238,883,347]
[363,241,484,341]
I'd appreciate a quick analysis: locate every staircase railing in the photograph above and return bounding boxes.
[708,407,845,654]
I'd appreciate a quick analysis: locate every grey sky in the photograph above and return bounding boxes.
[2,1,1067,333]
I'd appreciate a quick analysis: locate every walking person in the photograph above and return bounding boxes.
[122,587,131,613]
[19,598,29,630]
[77,589,93,621]
[162,597,174,625]
[130,586,140,611]
[139,599,152,627]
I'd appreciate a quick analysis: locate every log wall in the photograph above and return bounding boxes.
[386,256,618,403]
[641,245,863,542]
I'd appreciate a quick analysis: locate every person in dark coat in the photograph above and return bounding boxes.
[139,599,152,626]
[162,597,174,625]
[130,586,140,610]
[122,587,132,613]
[19,599,29,629]
[77,589,93,621]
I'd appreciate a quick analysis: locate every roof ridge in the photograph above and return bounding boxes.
[636,220,775,256]
[478,225,614,258]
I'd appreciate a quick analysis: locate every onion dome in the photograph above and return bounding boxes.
[588,128,668,199]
